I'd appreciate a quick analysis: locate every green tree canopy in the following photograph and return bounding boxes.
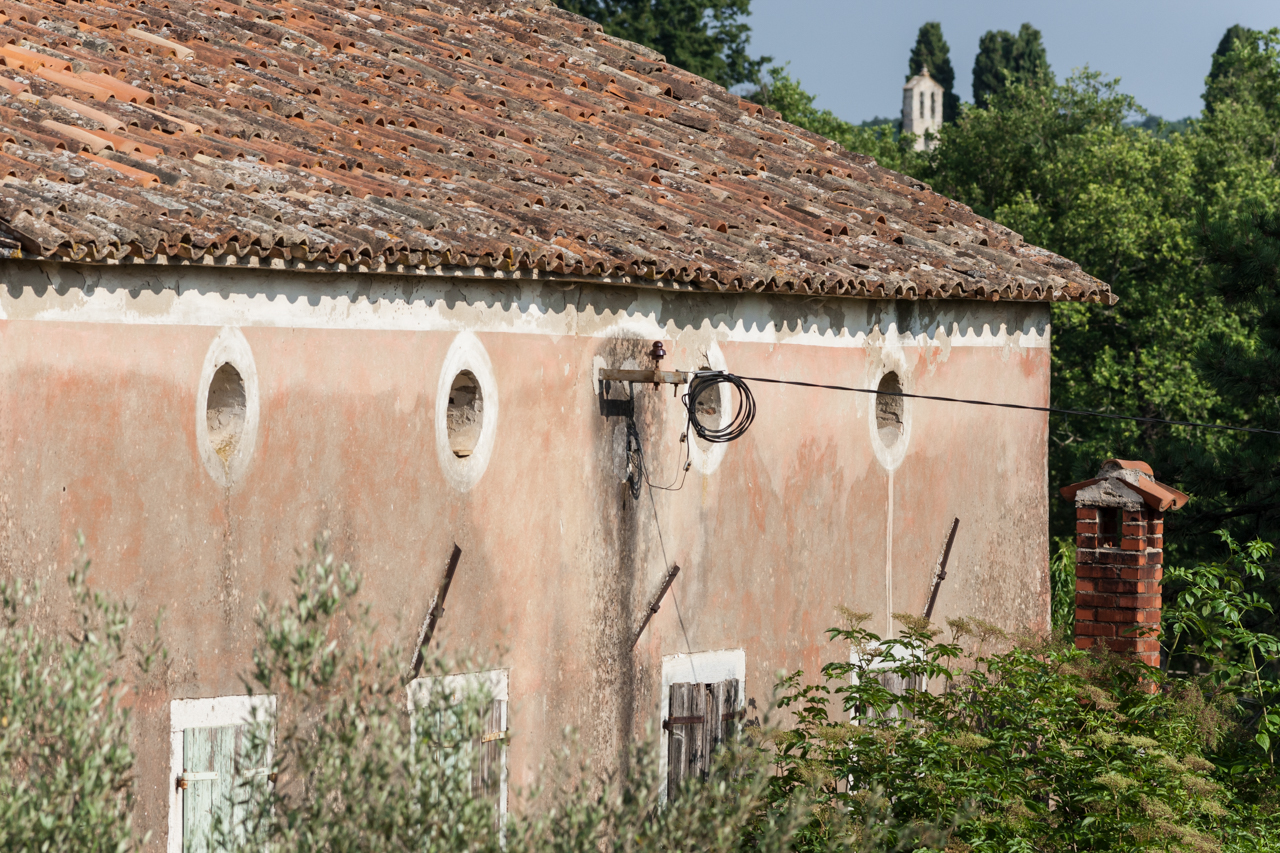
[908,21,959,122]
[1209,25,1258,92]
[1205,25,1262,117]
[923,72,1252,551]
[972,23,1052,108]
[1188,206,1280,545]
[554,0,769,89]
[1172,30,1280,556]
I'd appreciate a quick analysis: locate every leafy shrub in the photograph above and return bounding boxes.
[0,546,155,852]
[767,609,1277,853]
[222,536,808,853]
[1162,533,1280,823]
[1049,536,1077,639]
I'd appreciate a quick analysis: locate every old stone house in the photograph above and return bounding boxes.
[0,0,1113,846]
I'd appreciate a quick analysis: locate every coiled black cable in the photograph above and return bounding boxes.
[684,371,756,443]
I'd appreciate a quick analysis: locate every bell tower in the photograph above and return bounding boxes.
[901,67,944,151]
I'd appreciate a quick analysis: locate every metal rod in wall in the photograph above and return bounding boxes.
[409,543,463,680]
[924,518,960,621]
[633,563,682,648]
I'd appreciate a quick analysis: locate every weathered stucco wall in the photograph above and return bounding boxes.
[0,260,1051,847]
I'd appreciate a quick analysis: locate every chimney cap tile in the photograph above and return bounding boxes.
[1060,459,1188,512]
[1103,459,1154,476]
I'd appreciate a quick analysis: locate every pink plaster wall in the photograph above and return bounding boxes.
[0,270,1050,846]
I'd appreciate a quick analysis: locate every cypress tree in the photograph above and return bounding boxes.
[1205,24,1257,113]
[908,22,959,122]
[972,23,1051,109]
[972,30,1013,109]
[1213,23,1254,76]
[1011,23,1050,84]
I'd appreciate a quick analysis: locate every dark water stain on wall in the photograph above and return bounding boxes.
[585,332,673,773]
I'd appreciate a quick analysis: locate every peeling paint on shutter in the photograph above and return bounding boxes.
[182,724,270,852]
[408,670,508,823]
[666,678,739,793]
[473,698,506,803]
[182,727,215,853]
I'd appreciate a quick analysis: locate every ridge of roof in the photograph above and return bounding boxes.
[0,0,1115,304]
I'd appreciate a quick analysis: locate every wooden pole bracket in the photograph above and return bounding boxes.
[924,518,960,621]
[599,368,692,386]
[408,544,462,681]
[632,563,681,647]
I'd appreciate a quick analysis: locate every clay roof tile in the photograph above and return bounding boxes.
[0,0,1113,304]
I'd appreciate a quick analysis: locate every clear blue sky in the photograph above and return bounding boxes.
[743,1,1280,123]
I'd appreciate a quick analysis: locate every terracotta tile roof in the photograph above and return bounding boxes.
[0,0,1115,304]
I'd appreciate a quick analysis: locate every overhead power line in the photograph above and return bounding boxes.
[729,374,1280,437]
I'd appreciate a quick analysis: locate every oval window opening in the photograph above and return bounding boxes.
[207,362,247,466]
[691,381,723,433]
[447,370,484,458]
[875,372,904,447]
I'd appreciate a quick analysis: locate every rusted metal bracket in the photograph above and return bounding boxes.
[662,707,744,730]
[924,518,959,621]
[663,715,704,730]
[632,563,681,647]
[599,368,692,386]
[409,544,462,680]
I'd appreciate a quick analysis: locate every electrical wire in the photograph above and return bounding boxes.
[635,424,693,492]
[683,371,757,443]
[643,468,695,657]
[613,376,692,493]
[733,375,1280,437]
[630,415,696,656]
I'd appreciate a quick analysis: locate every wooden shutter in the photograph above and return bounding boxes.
[182,724,270,852]
[665,678,740,793]
[858,671,924,721]
[471,698,506,804]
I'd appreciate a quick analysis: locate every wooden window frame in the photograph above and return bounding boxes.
[659,649,745,802]
[666,678,741,792]
[167,695,276,853]
[407,668,509,821]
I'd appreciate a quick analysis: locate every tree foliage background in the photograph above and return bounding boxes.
[908,22,958,123]
[554,0,768,88]
[971,23,1052,108]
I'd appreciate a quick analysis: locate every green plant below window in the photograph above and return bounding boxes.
[1163,533,1280,783]
[6,535,1280,852]
[765,607,1279,853]
[0,539,161,852]
[218,535,811,853]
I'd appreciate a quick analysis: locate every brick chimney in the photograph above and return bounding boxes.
[1060,460,1188,667]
